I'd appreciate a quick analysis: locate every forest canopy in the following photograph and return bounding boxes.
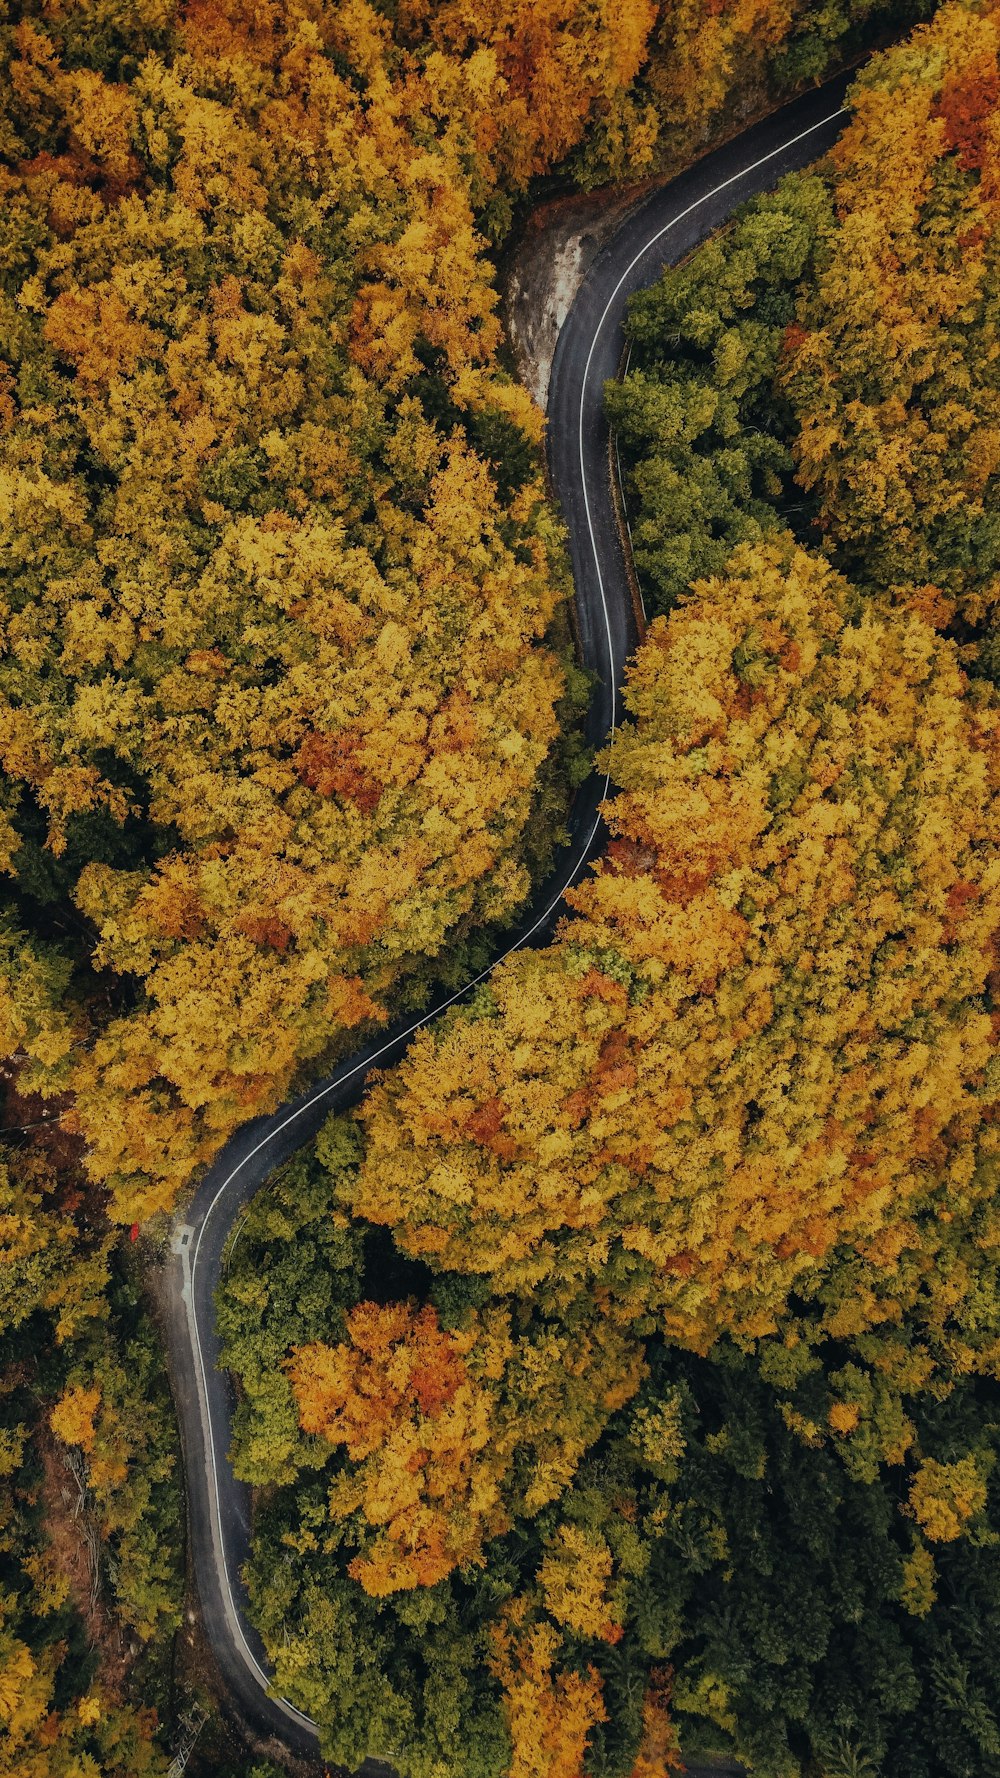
[0,0,937,1222]
[0,0,587,1222]
[0,1,988,1775]
[217,7,1000,1775]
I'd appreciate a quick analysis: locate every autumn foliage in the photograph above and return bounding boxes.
[488,1606,607,1778]
[289,1301,510,1592]
[346,539,1000,1351]
[221,13,1000,1773]
[781,2,1000,624]
[0,0,940,1224]
[7,2,1000,1776]
[0,0,585,1219]
[0,1138,180,1776]
[287,1294,645,1594]
[269,526,1000,1769]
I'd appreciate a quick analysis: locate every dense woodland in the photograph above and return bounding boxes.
[218,6,1000,1777]
[0,0,983,1773]
[0,0,934,1224]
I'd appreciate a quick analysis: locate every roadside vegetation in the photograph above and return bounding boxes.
[0,0,934,1224]
[0,1109,182,1777]
[220,7,1000,1775]
[0,0,964,1772]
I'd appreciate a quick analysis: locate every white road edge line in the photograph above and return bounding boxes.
[185,101,848,1734]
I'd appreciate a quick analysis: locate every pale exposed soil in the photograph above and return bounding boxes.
[503,178,655,410]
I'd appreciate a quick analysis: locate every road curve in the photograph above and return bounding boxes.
[163,77,852,1770]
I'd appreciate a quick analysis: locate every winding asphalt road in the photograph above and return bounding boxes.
[163,77,852,1772]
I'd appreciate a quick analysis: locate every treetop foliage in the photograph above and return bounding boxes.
[217,10,1000,1774]
[349,538,1000,1357]
[0,0,937,1220]
[0,0,596,1218]
[3,0,992,1773]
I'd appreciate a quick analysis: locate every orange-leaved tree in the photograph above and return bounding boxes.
[287,1296,644,1593]
[487,1602,607,1778]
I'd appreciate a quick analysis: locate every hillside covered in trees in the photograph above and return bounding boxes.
[0,0,935,1222]
[0,0,975,1774]
[218,6,1000,1776]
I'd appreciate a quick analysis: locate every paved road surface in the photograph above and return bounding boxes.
[163,75,852,1772]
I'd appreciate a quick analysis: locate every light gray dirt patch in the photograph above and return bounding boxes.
[503,180,654,411]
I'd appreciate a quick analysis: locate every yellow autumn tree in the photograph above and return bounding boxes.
[0,0,573,1218]
[343,540,1000,1350]
[780,0,1000,625]
[488,1604,607,1778]
[536,1522,622,1643]
[49,1382,100,1454]
[908,1456,990,1543]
